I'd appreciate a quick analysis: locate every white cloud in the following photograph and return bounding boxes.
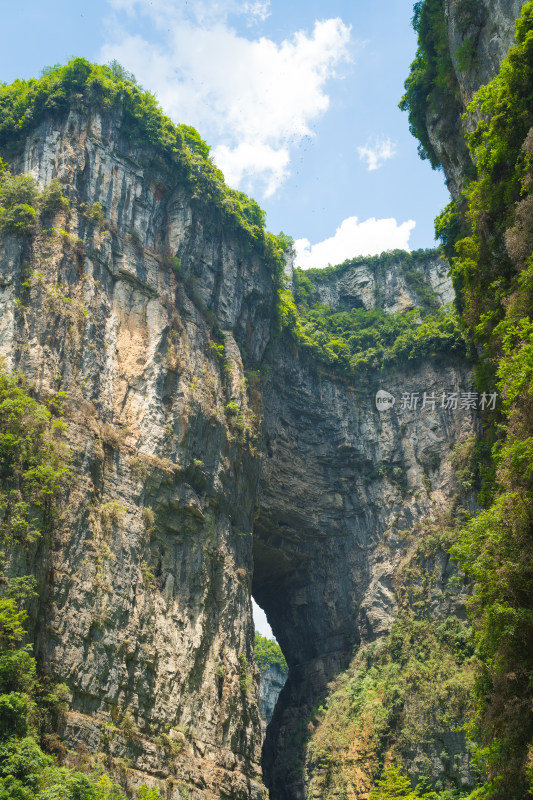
[107,0,267,22]
[294,216,416,270]
[101,2,351,197]
[357,137,396,171]
[242,1,271,21]
[213,142,290,197]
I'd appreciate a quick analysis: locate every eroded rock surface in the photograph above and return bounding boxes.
[309,251,453,313]
[428,0,527,196]
[254,335,477,799]
[258,665,287,740]
[0,67,501,799]
[1,106,273,800]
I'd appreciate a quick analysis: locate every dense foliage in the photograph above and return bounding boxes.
[0,161,74,246]
[305,519,476,800]
[0,365,160,799]
[254,633,288,675]
[370,767,433,799]
[406,2,533,797]
[399,0,462,168]
[0,59,287,282]
[280,250,467,377]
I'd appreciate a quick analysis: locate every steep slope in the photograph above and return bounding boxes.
[255,634,288,739]
[401,0,527,196]
[254,254,477,800]
[0,63,283,799]
[0,33,526,799]
[402,2,533,798]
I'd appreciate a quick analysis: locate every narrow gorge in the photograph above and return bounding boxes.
[0,1,531,799]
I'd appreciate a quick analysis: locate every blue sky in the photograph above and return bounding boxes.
[1,0,451,272]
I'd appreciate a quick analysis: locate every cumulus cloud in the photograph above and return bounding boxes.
[294,216,416,270]
[357,137,396,171]
[213,142,290,197]
[101,1,351,196]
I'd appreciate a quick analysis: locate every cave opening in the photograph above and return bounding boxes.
[251,351,367,797]
[251,530,359,800]
[252,596,288,754]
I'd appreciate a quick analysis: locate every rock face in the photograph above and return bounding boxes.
[1,10,523,789]
[1,105,274,799]
[254,332,477,800]
[0,104,477,800]
[428,0,527,196]
[308,251,453,313]
[258,665,287,739]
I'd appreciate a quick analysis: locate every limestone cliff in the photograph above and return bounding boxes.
[405,0,526,196]
[0,99,476,798]
[0,101,275,799]
[0,41,518,800]
[303,251,453,313]
[258,665,286,740]
[255,286,477,799]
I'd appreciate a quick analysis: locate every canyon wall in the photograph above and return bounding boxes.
[1,105,274,799]
[0,3,526,792]
[255,307,476,799]
[0,108,475,798]
[425,0,526,196]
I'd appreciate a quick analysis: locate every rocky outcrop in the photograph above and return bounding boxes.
[254,327,477,799]
[428,0,527,196]
[258,665,287,739]
[5,22,524,790]
[308,251,453,313]
[1,105,274,799]
[1,115,477,798]
[0,106,477,798]
[447,0,526,100]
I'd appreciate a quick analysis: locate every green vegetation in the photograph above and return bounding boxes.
[0,364,158,799]
[280,250,467,377]
[0,364,69,547]
[40,179,70,216]
[254,633,288,675]
[305,519,476,800]
[238,653,254,695]
[399,0,463,168]
[0,160,70,237]
[0,58,286,282]
[0,163,39,235]
[370,767,440,799]
[404,2,533,797]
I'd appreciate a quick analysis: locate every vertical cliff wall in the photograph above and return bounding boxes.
[404,1,533,795]
[254,260,477,799]
[1,30,525,796]
[402,0,527,196]
[0,100,277,799]
[0,102,477,798]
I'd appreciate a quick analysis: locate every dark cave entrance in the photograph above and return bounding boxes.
[252,595,288,743]
[251,532,358,800]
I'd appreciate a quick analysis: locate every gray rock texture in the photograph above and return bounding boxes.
[1,106,476,799]
[309,251,453,313]
[2,20,522,788]
[428,0,527,196]
[258,665,287,739]
[254,341,477,800]
[1,105,273,800]
[0,107,476,797]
